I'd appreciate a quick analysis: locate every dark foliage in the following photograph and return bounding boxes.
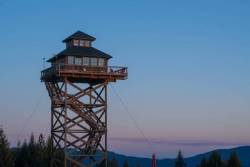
[0,127,244,167]
[13,133,63,167]
[0,127,14,167]
[226,151,241,167]
[207,151,224,167]
[123,159,129,167]
[14,133,51,167]
[175,151,186,167]
[196,157,208,167]
[111,156,119,167]
[196,151,242,167]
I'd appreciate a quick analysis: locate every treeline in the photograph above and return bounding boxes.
[0,127,243,167]
[14,133,51,167]
[0,127,136,167]
[175,150,242,167]
[0,127,52,167]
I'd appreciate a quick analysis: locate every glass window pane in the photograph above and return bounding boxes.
[79,40,84,46]
[75,57,82,65]
[83,57,90,65]
[85,41,90,47]
[90,58,98,66]
[68,56,74,65]
[73,40,79,46]
[98,58,104,66]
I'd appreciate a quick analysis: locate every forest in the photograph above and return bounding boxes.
[0,127,242,167]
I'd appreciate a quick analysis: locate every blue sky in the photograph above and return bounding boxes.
[0,0,250,158]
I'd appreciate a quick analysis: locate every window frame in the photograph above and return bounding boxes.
[90,57,98,66]
[75,57,82,65]
[85,41,91,47]
[68,56,74,65]
[83,57,90,66]
[79,40,84,47]
[73,40,79,46]
[98,58,105,67]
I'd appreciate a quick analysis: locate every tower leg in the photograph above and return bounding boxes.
[45,79,108,167]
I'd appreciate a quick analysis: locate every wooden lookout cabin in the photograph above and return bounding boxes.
[41,31,128,167]
[41,31,127,83]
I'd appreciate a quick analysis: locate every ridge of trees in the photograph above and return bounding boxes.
[195,150,242,167]
[175,150,242,167]
[0,127,244,167]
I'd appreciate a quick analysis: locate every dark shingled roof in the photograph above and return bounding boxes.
[47,46,112,62]
[63,31,96,42]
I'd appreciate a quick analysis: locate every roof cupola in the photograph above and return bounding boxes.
[63,31,96,48]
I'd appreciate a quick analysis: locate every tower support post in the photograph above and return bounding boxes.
[45,80,108,167]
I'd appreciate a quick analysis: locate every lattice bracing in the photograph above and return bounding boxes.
[45,79,108,167]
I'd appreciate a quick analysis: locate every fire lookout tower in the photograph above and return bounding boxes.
[41,31,128,167]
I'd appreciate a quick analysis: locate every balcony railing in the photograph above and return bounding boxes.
[41,64,128,81]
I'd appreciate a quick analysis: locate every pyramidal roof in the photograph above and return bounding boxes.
[63,31,96,42]
[47,46,112,62]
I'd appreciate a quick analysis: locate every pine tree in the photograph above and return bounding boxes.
[27,133,41,166]
[14,140,28,167]
[0,127,14,167]
[123,160,129,167]
[14,133,43,167]
[45,136,52,167]
[111,156,119,167]
[38,134,45,149]
[37,134,47,167]
[227,151,241,167]
[175,150,186,167]
[208,151,223,167]
[197,157,208,167]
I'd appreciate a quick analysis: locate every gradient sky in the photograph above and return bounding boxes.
[0,0,250,158]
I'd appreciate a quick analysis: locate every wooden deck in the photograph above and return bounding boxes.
[41,64,128,83]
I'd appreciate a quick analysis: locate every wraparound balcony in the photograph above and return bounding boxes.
[41,64,128,83]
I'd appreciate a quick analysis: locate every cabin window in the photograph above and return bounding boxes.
[85,41,90,47]
[73,40,79,46]
[83,57,90,65]
[98,58,105,67]
[75,57,82,65]
[90,58,98,66]
[68,56,74,64]
[78,40,91,47]
[79,40,84,46]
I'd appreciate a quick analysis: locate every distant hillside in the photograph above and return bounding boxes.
[109,146,250,167]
